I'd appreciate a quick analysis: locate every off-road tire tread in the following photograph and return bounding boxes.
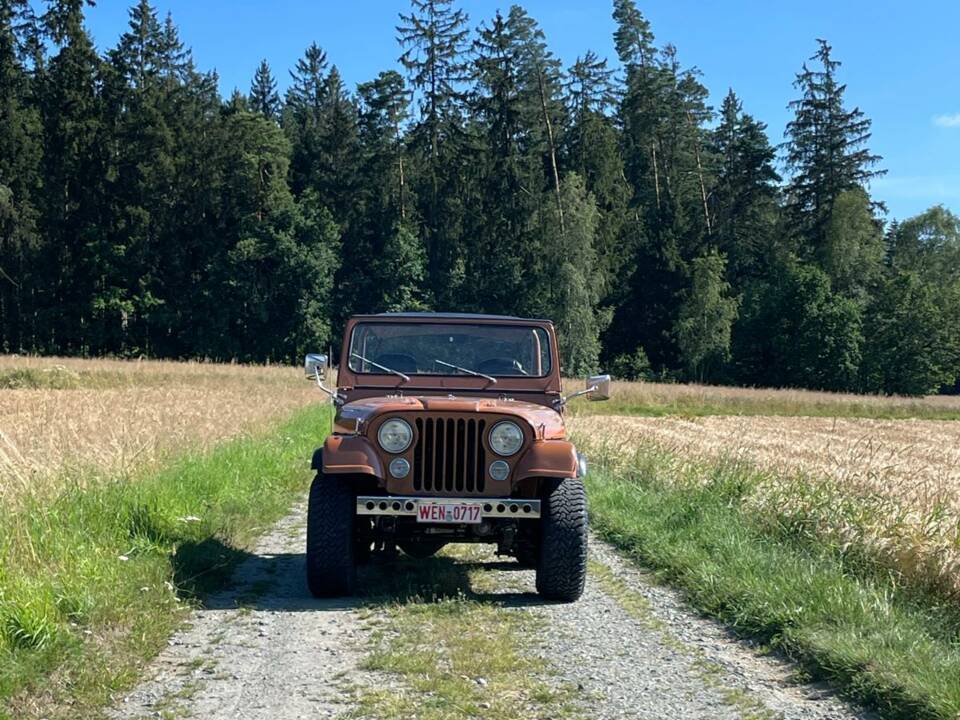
[306,471,356,597]
[535,477,588,601]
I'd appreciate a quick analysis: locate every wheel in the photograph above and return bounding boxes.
[398,539,447,559]
[306,471,357,597]
[535,478,588,602]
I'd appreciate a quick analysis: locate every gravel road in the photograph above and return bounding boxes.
[111,503,876,720]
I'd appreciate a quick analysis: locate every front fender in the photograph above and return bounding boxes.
[322,435,385,478]
[514,440,579,481]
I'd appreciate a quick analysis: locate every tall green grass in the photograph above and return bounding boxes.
[0,403,331,720]
[584,448,960,719]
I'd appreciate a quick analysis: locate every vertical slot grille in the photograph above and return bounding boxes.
[412,416,486,494]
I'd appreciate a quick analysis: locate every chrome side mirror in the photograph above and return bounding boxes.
[304,353,328,380]
[586,374,611,401]
[555,373,612,409]
[304,353,344,406]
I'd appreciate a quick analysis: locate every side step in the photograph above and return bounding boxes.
[356,496,541,519]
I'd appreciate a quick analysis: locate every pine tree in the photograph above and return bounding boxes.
[114,0,163,88]
[284,42,328,196]
[355,71,425,313]
[38,0,107,353]
[709,90,781,282]
[357,70,410,221]
[785,39,884,259]
[467,9,530,313]
[563,51,616,171]
[608,7,715,371]
[0,0,43,350]
[396,0,470,306]
[215,112,339,360]
[249,59,280,119]
[314,66,359,224]
[562,51,630,302]
[377,223,428,311]
[100,0,186,353]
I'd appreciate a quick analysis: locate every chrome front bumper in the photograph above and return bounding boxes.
[356,496,541,519]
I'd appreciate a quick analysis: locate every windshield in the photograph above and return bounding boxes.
[348,322,552,378]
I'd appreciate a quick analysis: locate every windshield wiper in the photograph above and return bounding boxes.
[351,352,410,383]
[434,359,497,385]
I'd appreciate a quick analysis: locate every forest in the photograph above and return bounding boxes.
[1,0,959,395]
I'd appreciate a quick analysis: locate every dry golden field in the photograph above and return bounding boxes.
[567,378,960,419]
[0,356,320,503]
[571,414,960,514]
[571,410,960,595]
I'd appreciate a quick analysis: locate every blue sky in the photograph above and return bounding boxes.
[70,1,960,221]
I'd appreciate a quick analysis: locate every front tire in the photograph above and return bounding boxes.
[306,471,356,597]
[535,478,588,602]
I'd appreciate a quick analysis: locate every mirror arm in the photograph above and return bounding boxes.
[313,368,344,407]
[553,383,598,409]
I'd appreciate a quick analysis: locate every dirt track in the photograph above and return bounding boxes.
[110,502,875,720]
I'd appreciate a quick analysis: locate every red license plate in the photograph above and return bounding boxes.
[416,501,483,524]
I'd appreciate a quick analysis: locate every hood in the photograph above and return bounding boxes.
[334,394,566,439]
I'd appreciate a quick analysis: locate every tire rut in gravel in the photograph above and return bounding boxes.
[110,504,363,720]
[470,537,879,720]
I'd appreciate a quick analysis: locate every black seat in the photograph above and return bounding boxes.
[375,353,418,374]
[476,357,526,376]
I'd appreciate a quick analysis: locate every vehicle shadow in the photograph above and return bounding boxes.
[174,538,549,612]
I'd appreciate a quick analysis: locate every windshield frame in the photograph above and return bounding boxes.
[346,321,553,379]
[336,316,562,397]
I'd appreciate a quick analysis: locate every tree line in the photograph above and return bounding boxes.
[2,0,958,395]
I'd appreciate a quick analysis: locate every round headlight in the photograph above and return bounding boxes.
[489,421,524,456]
[389,457,411,478]
[378,418,413,453]
[489,460,510,481]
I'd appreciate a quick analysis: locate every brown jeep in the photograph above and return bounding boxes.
[303,312,609,602]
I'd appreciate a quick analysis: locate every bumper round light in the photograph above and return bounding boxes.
[489,421,523,456]
[389,457,410,478]
[489,460,510,481]
[378,418,413,453]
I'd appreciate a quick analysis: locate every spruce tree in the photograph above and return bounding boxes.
[785,40,884,260]
[396,0,470,307]
[709,90,781,282]
[355,71,425,313]
[0,0,43,350]
[284,42,328,196]
[249,59,280,119]
[39,0,106,353]
[562,51,630,303]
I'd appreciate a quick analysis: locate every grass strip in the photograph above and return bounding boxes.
[584,449,960,719]
[588,560,779,720]
[346,547,579,720]
[0,402,331,720]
